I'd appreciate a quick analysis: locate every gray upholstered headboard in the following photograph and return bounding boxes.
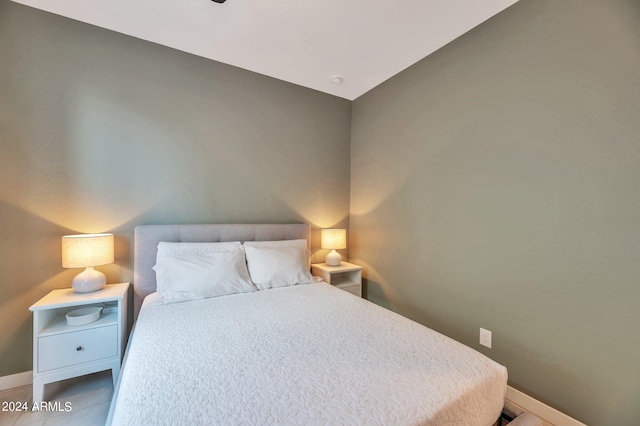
[133,223,311,320]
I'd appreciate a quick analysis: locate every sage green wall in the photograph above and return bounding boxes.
[350,0,640,424]
[3,0,639,424]
[0,1,351,377]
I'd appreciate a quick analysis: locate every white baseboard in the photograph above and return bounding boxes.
[0,371,32,391]
[506,386,587,426]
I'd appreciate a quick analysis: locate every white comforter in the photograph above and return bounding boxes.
[110,283,507,425]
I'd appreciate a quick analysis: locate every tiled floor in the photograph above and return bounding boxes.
[0,371,112,426]
[1,372,541,426]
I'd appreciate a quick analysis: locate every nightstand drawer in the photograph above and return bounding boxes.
[38,325,118,372]
[338,283,361,296]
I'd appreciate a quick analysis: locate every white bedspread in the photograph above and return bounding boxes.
[110,283,507,425]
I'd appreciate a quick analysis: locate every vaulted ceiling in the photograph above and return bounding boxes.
[11,0,518,100]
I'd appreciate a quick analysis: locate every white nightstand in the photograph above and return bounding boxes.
[311,262,363,297]
[29,283,129,404]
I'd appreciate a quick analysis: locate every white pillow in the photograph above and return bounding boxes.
[244,243,314,290]
[243,239,311,265]
[153,243,255,304]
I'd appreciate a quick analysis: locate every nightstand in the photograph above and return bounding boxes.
[29,282,129,404]
[311,262,363,297]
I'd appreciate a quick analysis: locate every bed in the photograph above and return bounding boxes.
[108,224,507,425]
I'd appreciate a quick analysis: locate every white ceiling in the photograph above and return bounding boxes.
[11,0,518,100]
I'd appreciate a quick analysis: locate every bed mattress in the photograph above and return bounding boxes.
[110,283,507,425]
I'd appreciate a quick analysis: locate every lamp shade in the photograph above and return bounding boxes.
[62,233,114,268]
[321,229,347,250]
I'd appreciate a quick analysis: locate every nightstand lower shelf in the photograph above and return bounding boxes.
[311,262,363,297]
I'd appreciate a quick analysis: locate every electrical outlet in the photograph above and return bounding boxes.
[480,328,492,348]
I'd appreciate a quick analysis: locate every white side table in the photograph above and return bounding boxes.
[311,262,363,297]
[29,282,129,404]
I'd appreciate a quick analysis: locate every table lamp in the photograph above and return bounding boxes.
[62,233,114,293]
[321,229,347,266]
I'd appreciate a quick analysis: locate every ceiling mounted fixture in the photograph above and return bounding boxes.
[330,76,344,85]
[211,0,227,3]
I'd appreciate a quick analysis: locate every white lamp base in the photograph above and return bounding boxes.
[72,267,106,293]
[325,249,342,267]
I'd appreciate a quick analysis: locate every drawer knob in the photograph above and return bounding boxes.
[76,346,84,352]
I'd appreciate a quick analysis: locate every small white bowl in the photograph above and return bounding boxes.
[66,307,103,326]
